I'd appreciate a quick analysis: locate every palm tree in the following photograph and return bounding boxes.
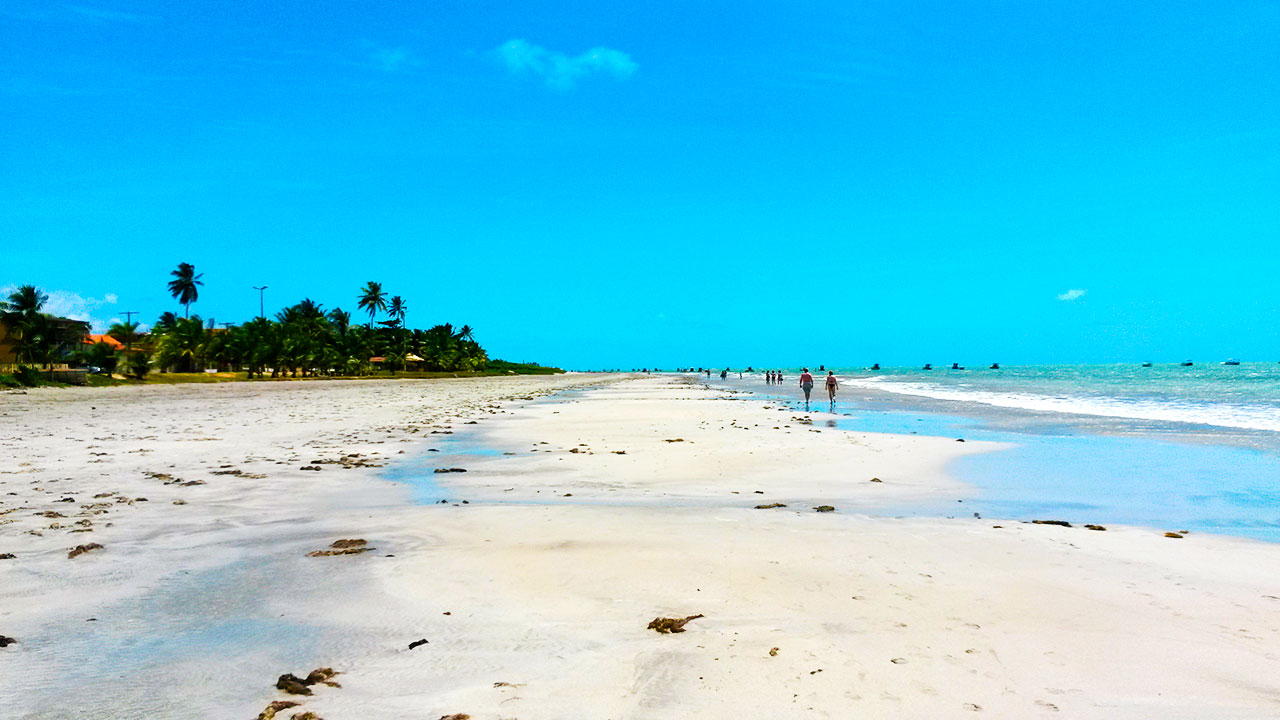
[153,311,179,334]
[327,308,351,335]
[107,321,139,348]
[168,263,204,318]
[1,285,51,366]
[356,281,387,328]
[388,296,408,328]
[156,316,207,372]
[1,285,47,319]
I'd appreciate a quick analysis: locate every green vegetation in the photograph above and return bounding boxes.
[1,267,562,388]
[1,285,89,367]
[487,359,563,375]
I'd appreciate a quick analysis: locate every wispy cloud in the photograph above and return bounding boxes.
[1056,288,1087,302]
[2,285,120,332]
[492,39,637,90]
[366,44,421,73]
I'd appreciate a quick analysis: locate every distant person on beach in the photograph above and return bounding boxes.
[720,369,728,380]
[826,371,838,409]
[799,368,814,410]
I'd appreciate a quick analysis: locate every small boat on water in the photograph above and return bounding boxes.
[989,363,1000,370]
[922,363,933,370]
[1181,360,1194,367]
[1141,362,1153,367]
[951,363,965,370]
[870,363,881,370]
[1223,359,1241,366]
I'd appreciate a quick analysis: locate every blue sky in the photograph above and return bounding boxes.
[3,1,1278,368]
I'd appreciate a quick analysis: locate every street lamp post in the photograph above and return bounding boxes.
[121,310,139,354]
[252,286,268,319]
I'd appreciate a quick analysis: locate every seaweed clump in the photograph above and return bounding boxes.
[754,503,786,510]
[648,614,704,634]
[275,667,341,696]
[68,543,104,559]
[307,540,374,557]
[1084,524,1107,531]
[255,700,299,719]
[1031,520,1072,528]
[813,505,836,513]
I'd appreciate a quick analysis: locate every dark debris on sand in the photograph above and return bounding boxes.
[307,539,375,557]
[754,503,786,510]
[275,667,341,696]
[67,543,104,559]
[256,700,299,719]
[648,614,704,634]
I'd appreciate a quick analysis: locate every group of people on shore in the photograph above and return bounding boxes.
[764,368,839,410]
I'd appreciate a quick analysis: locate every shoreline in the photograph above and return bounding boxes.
[3,375,1279,718]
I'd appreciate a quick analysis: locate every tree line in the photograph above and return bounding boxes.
[2,264,490,379]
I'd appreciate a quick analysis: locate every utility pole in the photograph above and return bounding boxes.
[253,286,268,319]
[121,310,139,353]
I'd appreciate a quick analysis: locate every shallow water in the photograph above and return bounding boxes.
[724,374,1280,542]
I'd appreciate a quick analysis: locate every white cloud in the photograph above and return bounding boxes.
[1,284,119,332]
[1056,288,1087,301]
[368,45,420,73]
[493,39,637,90]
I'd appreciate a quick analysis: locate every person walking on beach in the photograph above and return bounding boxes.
[799,367,814,410]
[826,370,839,410]
[720,369,728,380]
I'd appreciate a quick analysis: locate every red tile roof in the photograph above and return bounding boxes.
[84,334,125,349]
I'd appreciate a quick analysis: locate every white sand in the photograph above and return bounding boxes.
[2,375,1278,719]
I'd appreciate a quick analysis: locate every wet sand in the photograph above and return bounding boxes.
[2,375,1279,719]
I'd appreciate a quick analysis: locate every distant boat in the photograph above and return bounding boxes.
[1141,362,1153,367]
[951,363,965,370]
[1181,360,1194,367]
[922,363,933,370]
[870,363,881,371]
[989,363,1000,370]
[1223,359,1241,366]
